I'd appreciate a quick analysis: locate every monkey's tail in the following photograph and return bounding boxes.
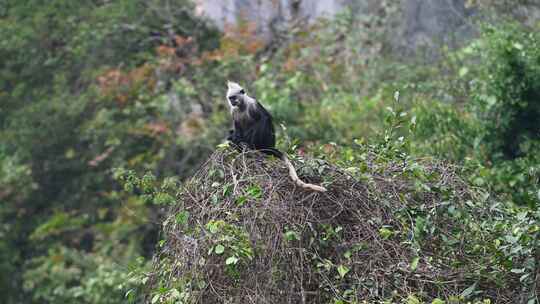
[281,154,327,192]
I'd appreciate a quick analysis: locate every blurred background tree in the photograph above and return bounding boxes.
[0,1,221,302]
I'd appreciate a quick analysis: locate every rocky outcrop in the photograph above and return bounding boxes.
[195,0,539,57]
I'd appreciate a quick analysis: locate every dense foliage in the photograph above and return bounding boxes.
[140,142,524,303]
[0,1,220,303]
[1,0,539,303]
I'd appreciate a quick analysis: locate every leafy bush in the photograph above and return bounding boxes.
[0,1,219,302]
[140,144,525,303]
[409,22,540,206]
[23,247,147,304]
[473,24,540,160]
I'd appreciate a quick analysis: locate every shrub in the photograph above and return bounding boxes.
[473,23,540,160]
[140,145,523,303]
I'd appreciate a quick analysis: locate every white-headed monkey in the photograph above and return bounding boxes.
[226,81,327,192]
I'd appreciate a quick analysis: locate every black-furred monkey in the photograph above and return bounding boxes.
[226,81,327,192]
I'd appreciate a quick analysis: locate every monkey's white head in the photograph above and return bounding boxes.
[226,81,254,111]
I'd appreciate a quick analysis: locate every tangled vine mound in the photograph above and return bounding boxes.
[149,148,519,303]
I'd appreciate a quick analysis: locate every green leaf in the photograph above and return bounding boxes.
[431,299,445,304]
[516,212,528,221]
[223,184,233,196]
[511,268,525,274]
[175,211,189,225]
[247,185,262,199]
[520,273,530,282]
[410,256,420,271]
[151,294,160,304]
[153,192,174,205]
[235,196,248,206]
[206,221,221,234]
[486,95,497,106]
[170,289,181,299]
[217,142,230,149]
[214,244,225,255]
[460,282,477,298]
[125,289,134,298]
[379,227,393,239]
[284,230,300,241]
[459,66,469,77]
[406,295,421,304]
[337,265,350,278]
[225,256,239,265]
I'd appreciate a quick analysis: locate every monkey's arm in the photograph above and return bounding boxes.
[239,116,277,154]
[227,129,234,141]
[228,121,249,151]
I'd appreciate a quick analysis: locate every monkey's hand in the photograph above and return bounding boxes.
[227,129,234,141]
[228,130,245,146]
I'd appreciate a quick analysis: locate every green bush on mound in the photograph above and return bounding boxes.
[143,147,522,303]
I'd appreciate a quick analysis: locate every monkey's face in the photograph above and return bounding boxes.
[226,81,247,110]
